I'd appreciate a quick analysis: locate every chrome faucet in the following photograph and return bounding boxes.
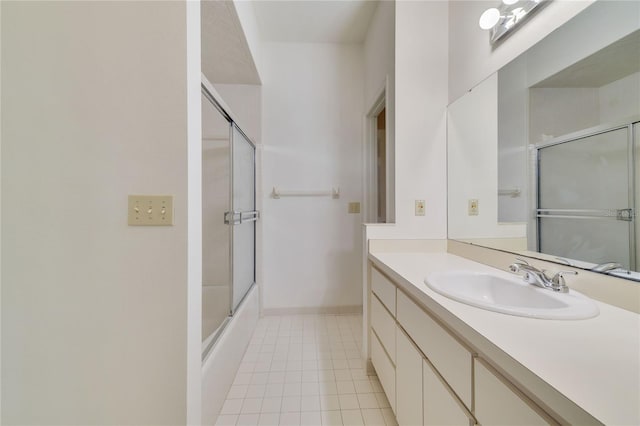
[508,258,577,293]
[590,262,623,273]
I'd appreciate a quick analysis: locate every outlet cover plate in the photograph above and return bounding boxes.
[415,200,425,216]
[468,199,479,216]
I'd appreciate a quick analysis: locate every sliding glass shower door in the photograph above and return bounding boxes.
[201,91,232,354]
[228,124,257,313]
[537,125,634,269]
[201,85,257,357]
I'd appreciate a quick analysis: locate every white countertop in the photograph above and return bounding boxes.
[369,251,640,425]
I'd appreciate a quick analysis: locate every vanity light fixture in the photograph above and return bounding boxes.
[479,0,549,44]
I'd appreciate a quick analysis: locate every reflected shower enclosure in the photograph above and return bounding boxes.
[536,122,638,271]
[201,85,257,359]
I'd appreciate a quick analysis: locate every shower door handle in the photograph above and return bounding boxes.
[617,209,633,221]
[224,210,260,225]
[537,208,634,221]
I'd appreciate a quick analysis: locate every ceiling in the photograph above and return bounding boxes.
[252,0,379,44]
[200,0,378,85]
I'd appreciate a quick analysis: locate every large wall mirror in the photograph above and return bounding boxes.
[448,0,640,281]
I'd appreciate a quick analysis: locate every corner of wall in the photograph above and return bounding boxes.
[0,1,3,420]
[186,1,203,424]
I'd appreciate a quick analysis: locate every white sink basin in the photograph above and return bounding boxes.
[424,271,599,320]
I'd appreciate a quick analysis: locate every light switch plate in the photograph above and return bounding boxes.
[415,200,425,216]
[128,195,174,226]
[468,199,479,216]
[348,202,361,214]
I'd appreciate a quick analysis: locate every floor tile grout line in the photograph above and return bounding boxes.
[217,314,387,426]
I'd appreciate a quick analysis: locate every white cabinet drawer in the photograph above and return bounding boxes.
[397,290,473,410]
[371,331,396,414]
[396,327,423,426]
[424,359,473,426]
[372,267,396,316]
[475,358,553,426]
[371,294,396,364]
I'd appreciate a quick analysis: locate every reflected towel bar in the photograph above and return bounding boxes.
[271,187,340,199]
[498,188,521,197]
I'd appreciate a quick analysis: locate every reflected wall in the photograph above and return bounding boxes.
[447,0,640,279]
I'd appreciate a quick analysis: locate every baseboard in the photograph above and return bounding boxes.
[262,305,363,316]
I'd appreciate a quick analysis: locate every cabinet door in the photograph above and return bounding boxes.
[396,327,423,426]
[424,360,471,426]
[397,290,472,409]
[475,359,553,426]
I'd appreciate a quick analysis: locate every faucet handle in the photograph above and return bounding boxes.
[515,257,530,265]
[551,270,578,292]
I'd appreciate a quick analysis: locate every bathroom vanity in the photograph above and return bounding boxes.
[364,2,640,424]
[366,249,640,426]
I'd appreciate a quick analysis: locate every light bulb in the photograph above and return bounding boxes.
[503,0,519,5]
[479,8,501,30]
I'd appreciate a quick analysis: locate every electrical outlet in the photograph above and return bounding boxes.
[415,200,425,216]
[348,202,361,214]
[128,195,174,226]
[468,199,479,216]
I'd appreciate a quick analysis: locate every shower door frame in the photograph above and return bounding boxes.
[226,122,258,315]
[201,82,258,359]
[531,117,638,269]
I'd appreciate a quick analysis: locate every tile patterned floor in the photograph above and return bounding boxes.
[215,314,398,426]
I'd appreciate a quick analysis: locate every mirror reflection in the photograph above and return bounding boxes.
[447,1,640,281]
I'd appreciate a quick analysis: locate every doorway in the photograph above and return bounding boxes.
[376,108,387,223]
[365,88,394,224]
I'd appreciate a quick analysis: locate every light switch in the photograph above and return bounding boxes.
[128,195,174,226]
[468,199,479,216]
[415,200,425,216]
[348,202,361,214]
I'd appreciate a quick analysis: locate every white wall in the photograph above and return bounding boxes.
[363,0,396,224]
[363,0,449,242]
[448,74,525,239]
[363,2,395,111]
[497,59,528,223]
[599,71,640,123]
[529,88,600,143]
[392,0,449,239]
[186,2,203,423]
[448,0,595,103]
[261,42,363,311]
[0,2,3,419]
[2,2,192,423]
